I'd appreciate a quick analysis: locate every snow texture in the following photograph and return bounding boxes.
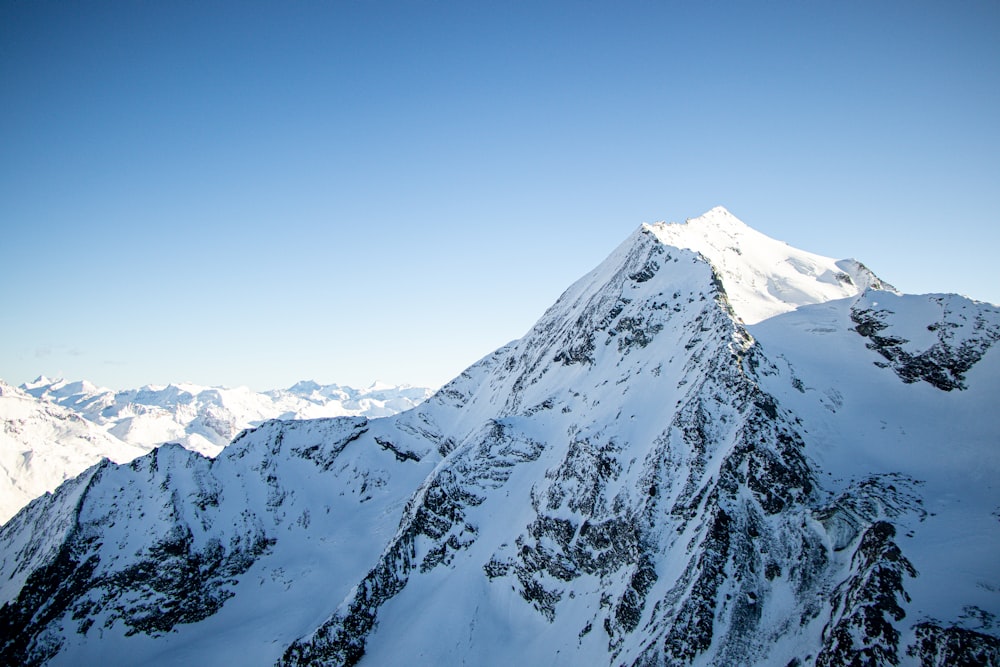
[1,379,433,524]
[1,207,997,667]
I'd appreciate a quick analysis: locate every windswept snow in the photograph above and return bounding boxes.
[646,206,895,324]
[1,207,997,667]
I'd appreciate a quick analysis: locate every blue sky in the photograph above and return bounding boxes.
[2,1,998,391]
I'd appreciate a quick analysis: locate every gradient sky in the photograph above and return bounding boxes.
[2,1,998,391]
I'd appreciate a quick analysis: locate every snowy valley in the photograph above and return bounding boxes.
[1,207,997,666]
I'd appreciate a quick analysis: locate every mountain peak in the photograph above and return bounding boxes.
[684,204,744,226]
[1,208,997,666]
[643,208,889,324]
[287,379,323,394]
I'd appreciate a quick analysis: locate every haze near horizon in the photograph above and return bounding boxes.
[2,1,998,391]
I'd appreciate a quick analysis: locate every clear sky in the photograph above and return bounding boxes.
[2,1,998,391]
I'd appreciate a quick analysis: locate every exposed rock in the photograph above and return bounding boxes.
[2,209,997,667]
[851,295,1000,391]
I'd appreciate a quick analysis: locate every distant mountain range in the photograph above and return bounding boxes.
[1,207,997,666]
[0,378,434,523]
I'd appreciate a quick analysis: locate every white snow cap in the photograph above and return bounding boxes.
[645,206,890,324]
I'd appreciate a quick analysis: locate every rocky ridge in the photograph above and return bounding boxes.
[1,208,997,666]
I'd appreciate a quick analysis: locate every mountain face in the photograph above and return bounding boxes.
[1,380,433,525]
[1,207,997,666]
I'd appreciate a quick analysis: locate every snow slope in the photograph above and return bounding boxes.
[0,381,148,524]
[0,379,433,524]
[749,289,1000,657]
[647,206,895,323]
[1,207,997,666]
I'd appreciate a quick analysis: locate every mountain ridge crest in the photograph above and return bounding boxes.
[1,207,997,666]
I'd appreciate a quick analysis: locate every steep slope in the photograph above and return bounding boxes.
[749,290,1000,665]
[1,207,997,667]
[646,206,895,324]
[0,382,148,524]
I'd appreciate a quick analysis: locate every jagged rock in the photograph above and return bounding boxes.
[908,622,1000,666]
[1,208,997,666]
[851,294,1000,391]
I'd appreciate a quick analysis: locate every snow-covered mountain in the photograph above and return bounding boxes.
[1,207,997,666]
[0,379,433,524]
[20,378,435,457]
[0,381,150,526]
